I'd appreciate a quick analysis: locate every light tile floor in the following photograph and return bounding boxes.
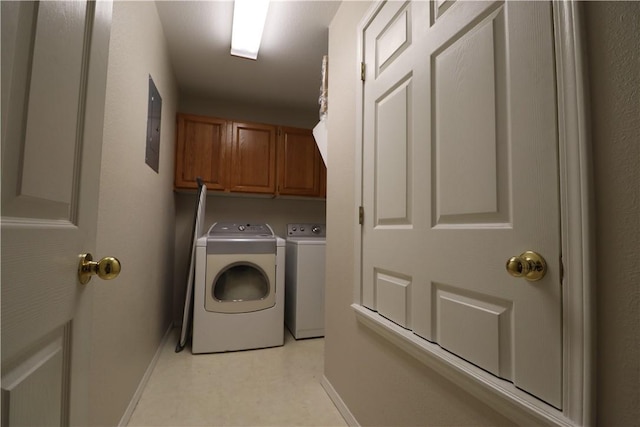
[127,328,347,426]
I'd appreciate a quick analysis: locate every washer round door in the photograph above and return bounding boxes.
[205,253,276,313]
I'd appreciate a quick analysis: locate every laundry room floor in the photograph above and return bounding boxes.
[127,328,347,426]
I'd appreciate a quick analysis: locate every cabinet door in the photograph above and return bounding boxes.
[228,122,276,194]
[175,114,227,190]
[277,127,323,197]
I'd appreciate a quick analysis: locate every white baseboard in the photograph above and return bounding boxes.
[118,325,174,427]
[321,375,360,427]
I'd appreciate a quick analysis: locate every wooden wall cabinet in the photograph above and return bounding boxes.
[228,122,277,194]
[175,113,325,198]
[175,114,228,190]
[277,127,326,198]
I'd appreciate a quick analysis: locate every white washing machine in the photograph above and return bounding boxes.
[285,223,326,339]
[193,222,285,353]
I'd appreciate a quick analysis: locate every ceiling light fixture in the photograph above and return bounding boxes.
[230,0,270,60]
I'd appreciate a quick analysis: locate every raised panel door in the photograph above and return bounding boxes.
[361,0,562,408]
[1,1,112,424]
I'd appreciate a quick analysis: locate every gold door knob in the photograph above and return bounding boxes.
[506,251,547,281]
[78,253,121,284]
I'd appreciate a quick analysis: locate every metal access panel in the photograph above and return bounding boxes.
[145,75,162,172]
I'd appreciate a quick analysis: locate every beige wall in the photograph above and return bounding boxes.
[90,2,178,425]
[324,1,639,426]
[585,2,640,426]
[179,93,318,129]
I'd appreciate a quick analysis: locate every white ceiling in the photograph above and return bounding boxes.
[155,1,341,113]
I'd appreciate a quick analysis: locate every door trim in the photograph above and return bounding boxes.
[554,2,595,425]
[352,1,593,426]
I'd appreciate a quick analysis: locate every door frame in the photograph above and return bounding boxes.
[351,2,593,426]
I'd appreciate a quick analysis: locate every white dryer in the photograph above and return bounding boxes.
[193,222,285,353]
[285,223,326,339]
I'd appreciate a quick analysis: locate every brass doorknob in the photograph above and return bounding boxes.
[78,253,121,284]
[506,251,547,281]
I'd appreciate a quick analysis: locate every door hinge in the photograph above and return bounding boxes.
[361,62,366,81]
[359,206,364,225]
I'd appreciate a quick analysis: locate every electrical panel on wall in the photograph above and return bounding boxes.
[145,75,162,173]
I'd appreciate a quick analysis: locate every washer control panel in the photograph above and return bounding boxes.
[209,222,273,236]
[287,223,326,237]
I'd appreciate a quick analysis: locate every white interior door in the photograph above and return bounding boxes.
[1,2,112,425]
[361,0,562,408]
